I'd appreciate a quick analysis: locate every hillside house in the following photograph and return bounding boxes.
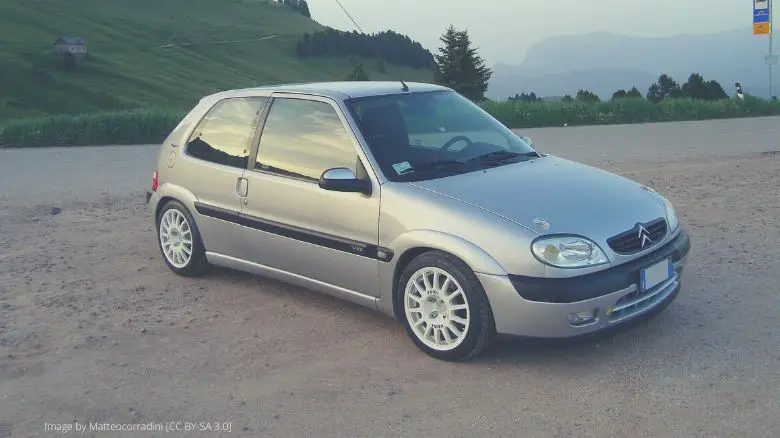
[53,37,87,57]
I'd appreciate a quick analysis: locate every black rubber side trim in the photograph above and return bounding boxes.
[192,201,393,262]
[238,213,394,260]
[509,229,691,304]
[193,201,239,224]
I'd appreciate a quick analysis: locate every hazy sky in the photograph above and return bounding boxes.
[308,0,754,65]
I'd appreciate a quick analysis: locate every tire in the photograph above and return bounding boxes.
[156,200,209,277]
[396,250,496,361]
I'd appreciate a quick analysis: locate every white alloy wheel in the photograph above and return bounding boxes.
[403,266,471,351]
[159,208,194,268]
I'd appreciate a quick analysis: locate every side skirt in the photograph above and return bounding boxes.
[205,251,379,311]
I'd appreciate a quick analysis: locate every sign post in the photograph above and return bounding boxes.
[754,0,775,98]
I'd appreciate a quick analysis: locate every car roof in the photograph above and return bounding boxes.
[205,81,452,101]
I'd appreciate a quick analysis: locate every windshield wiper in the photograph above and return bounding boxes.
[411,159,466,172]
[467,150,539,164]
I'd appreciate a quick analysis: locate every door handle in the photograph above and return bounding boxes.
[236,177,248,198]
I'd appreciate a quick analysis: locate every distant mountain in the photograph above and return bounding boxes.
[489,29,777,100]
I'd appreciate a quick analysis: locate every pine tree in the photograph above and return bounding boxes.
[434,25,492,102]
[681,73,708,100]
[576,89,600,103]
[704,80,727,100]
[346,64,369,81]
[298,0,311,18]
[433,26,460,87]
[647,84,663,102]
[626,87,642,98]
[612,89,628,100]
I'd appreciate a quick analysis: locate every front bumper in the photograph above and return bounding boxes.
[482,229,691,338]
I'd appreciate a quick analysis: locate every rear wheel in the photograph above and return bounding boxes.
[156,200,209,277]
[397,251,495,361]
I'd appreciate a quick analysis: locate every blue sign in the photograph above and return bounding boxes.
[754,0,770,24]
[754,9,770,23]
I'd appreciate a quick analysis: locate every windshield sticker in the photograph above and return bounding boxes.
[392,161,413,175]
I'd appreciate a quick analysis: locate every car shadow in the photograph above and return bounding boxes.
[200,265,700,367]
[201,265,398,326]
[469,305,689,367]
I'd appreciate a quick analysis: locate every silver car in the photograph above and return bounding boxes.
[147,81,691,361]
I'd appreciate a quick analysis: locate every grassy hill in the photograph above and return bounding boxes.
[0,0,433,119]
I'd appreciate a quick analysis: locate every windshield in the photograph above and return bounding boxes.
[345,90,539,182]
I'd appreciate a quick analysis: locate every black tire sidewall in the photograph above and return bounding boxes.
[396,250,495,361]
[156,200,208,277]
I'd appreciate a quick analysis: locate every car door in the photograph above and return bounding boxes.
[178,96,268,260]
[239,93,382,297]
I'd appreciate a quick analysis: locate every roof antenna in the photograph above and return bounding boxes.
[400,80,409,92]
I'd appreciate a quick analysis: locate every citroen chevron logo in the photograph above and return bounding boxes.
[637,224,653,248]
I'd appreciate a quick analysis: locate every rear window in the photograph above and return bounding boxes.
[185,97,269,169]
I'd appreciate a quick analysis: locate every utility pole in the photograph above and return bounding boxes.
[770,0,774,99]
[756,0,776,98]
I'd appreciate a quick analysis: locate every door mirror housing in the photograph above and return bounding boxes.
[520,135,533,146]
[319,168,371,195]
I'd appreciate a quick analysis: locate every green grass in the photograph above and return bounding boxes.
[3,96,779,148]
[0,0,432,120]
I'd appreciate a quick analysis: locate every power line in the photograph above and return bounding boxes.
[333,0,364,34]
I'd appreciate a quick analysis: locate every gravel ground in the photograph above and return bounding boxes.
[0,117,778,437]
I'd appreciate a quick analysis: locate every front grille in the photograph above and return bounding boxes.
[608,274,678,324]
[607,218,667,254]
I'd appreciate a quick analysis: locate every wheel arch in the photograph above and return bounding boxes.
[152,185,211,277]
[382,230,507,321]
[153,183,200,223]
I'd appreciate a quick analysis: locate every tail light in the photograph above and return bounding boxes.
[152,169,159,191]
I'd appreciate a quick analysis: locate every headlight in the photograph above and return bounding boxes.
[663,197,679,231]
[531,235,609,268]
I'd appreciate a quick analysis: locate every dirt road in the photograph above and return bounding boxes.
[1,117,778,437]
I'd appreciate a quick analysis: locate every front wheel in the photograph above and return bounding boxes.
[397,251,496,361]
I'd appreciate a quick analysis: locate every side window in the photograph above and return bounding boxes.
[255,98,357,181]
[186,97,268,169]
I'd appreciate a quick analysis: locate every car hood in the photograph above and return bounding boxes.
[409,155,668,244]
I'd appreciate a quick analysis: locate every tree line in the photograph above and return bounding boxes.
[512,74,730,104]
[646,73,727,102]
[296,29,435,70]
[275,0,310,18]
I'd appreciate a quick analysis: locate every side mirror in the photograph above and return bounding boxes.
[319,168,371,195]
[521,136,534,146]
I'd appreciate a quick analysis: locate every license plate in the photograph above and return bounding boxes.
[640,258,673,291]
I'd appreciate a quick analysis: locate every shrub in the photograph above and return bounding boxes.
[0,108,185,148]
[2,97,779,148]
[481,96,780,128]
